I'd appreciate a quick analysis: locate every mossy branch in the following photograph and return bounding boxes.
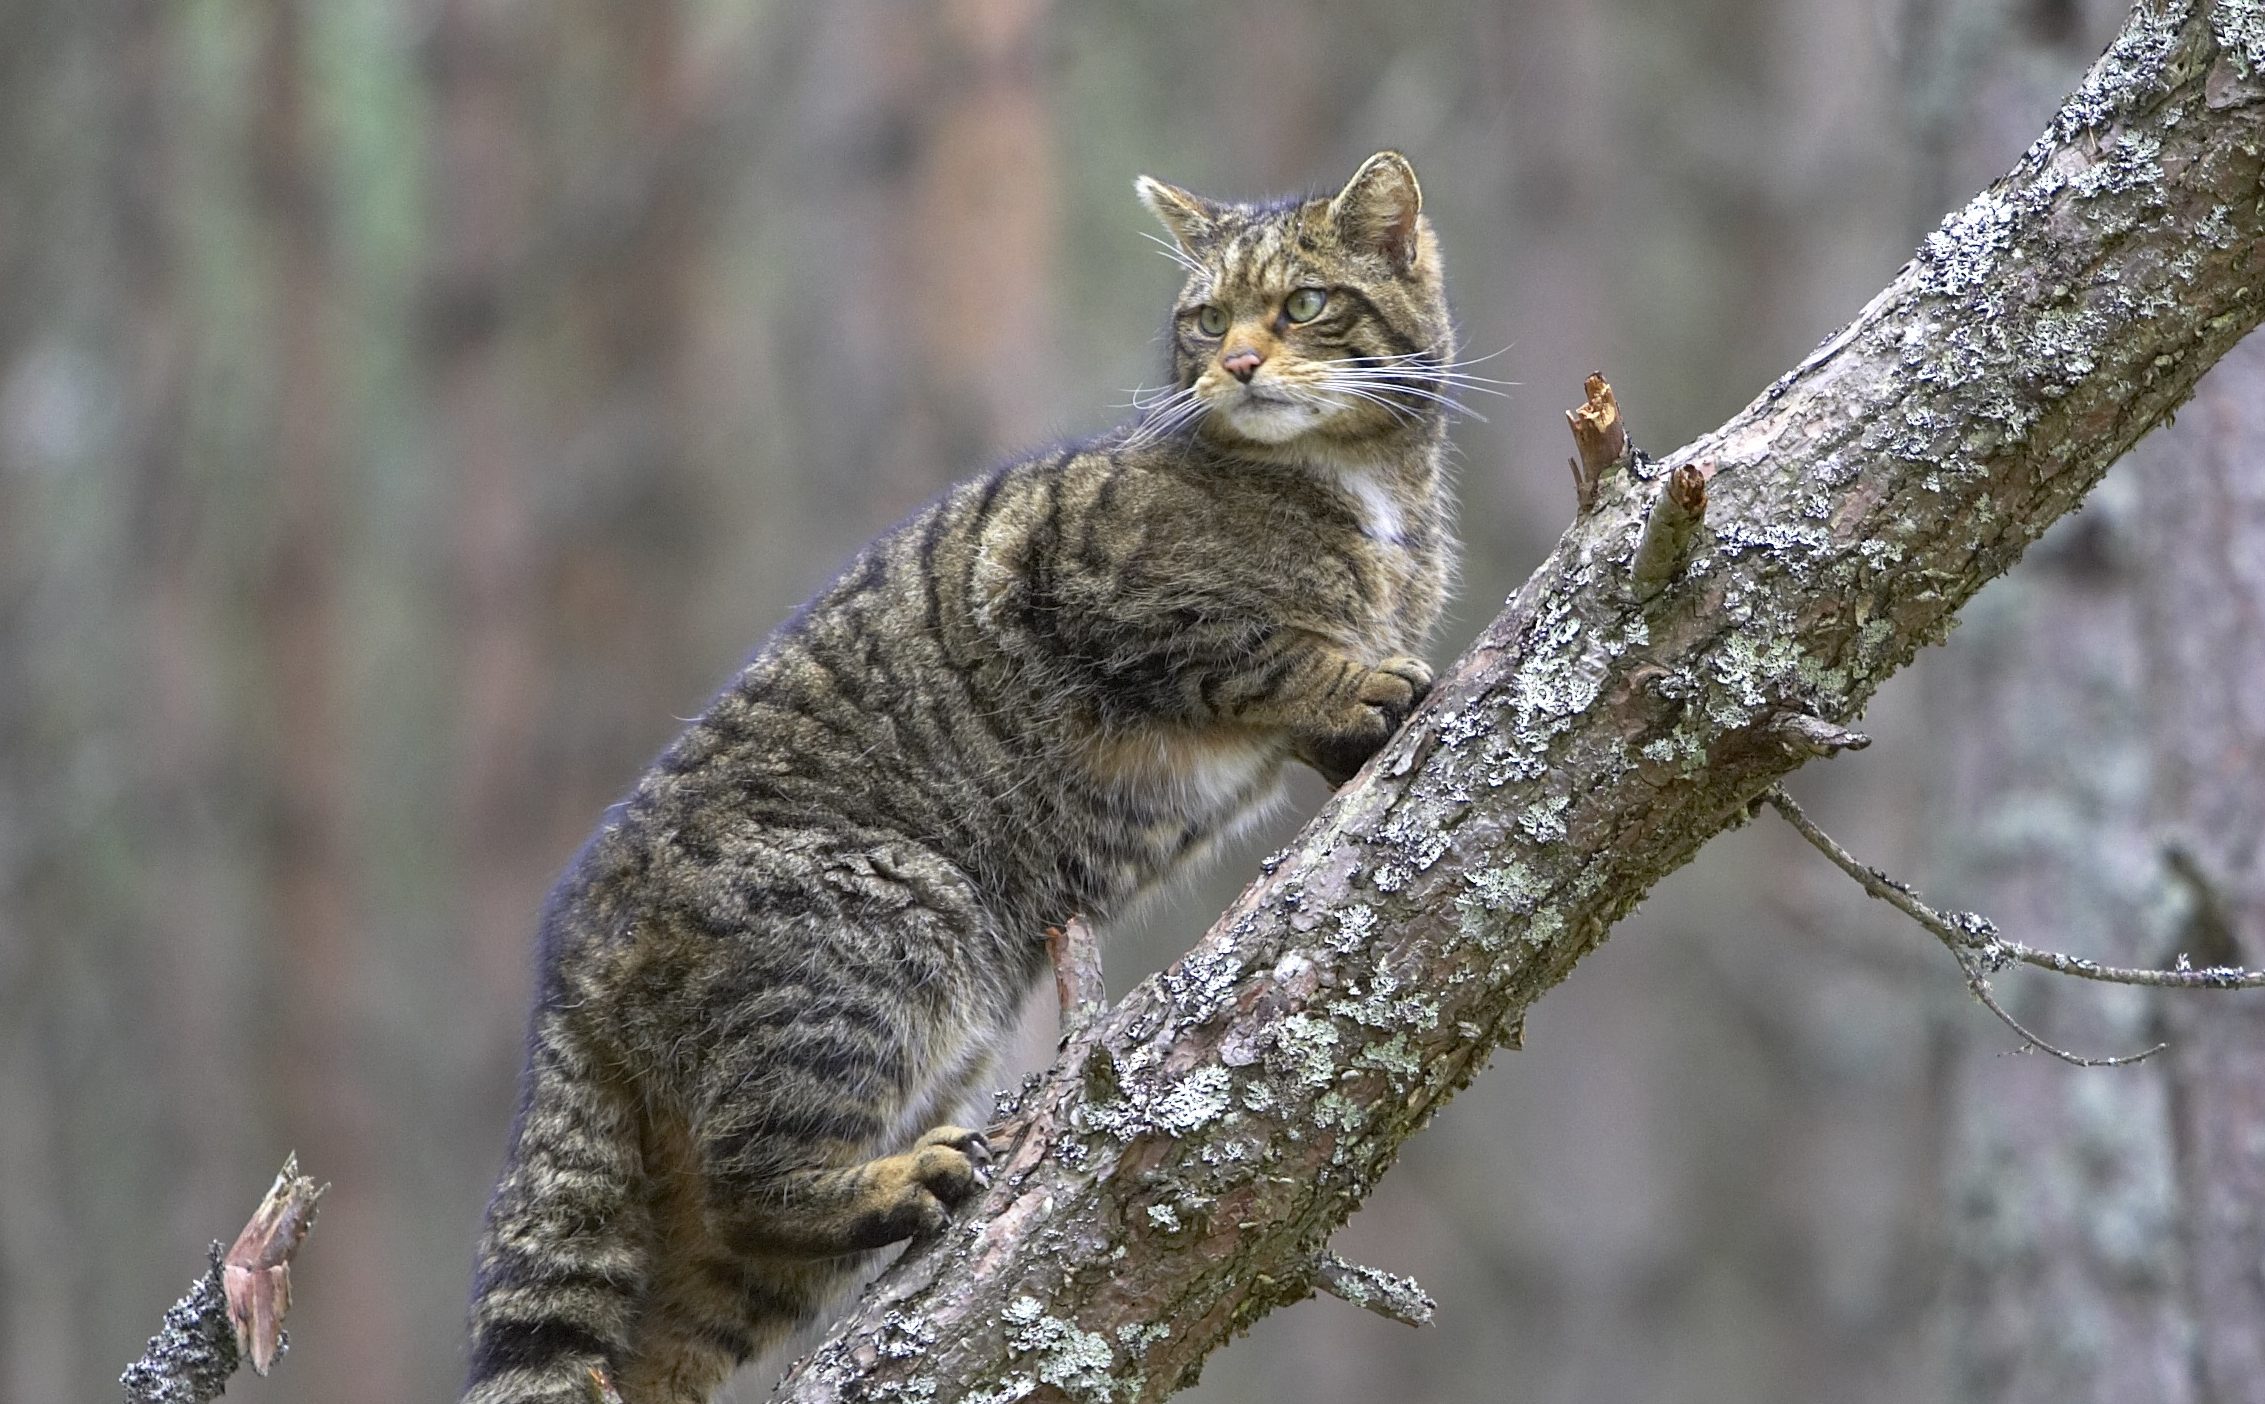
[772,6,2265,1400]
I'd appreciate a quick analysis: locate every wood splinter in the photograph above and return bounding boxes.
[1631,461,1709,593]
[1565,372,1626,513]
[222,1153,327,1377]
[1045,915,1106,1047]
[1311,1249,1437,1328]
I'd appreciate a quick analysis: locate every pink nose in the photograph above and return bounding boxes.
[1221,349,1264,383]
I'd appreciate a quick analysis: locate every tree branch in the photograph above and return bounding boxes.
[1764,784,2177,1066]
[1765,785,2265,994]
[774,5,2265,1399]
[121,1155,326,1403]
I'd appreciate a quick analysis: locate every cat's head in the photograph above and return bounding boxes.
[1135,151,1454,455]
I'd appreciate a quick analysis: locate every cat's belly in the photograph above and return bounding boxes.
[1061,721,1290,917]
[1083,721,1287,822]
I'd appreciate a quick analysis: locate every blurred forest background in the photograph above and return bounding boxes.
[5,0,2263,1401]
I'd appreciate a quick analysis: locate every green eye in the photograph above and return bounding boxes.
[1284,288,1327,323]
[1196,304,1229,336]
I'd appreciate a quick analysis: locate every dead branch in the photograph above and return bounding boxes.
[121,1155,326,1403]
[1765,785,2265,994]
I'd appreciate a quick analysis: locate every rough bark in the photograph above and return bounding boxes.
[770,4,2265,1400]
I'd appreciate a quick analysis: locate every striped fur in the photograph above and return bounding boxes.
[463,151,1461,1403]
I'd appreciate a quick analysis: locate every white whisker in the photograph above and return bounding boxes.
[1122,385,1210,449]
[1316,371,1489,423]
[1137,232,1206,277]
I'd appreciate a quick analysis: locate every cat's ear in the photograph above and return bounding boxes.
[1135,175,1222,253]
[1328,151,1423,270]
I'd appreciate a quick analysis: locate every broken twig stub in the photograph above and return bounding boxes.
[1631,461,1708,593]
[1311,1250,1437,1328]
[1045,915,1106,1048]
[122,1155,326,1403]
[1565,372,1626,512]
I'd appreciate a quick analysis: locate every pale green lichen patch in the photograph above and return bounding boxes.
[1266,1014,1342,1088]
[1002,1296,1122,1403]
[1464,861,1547,914]
[1513,788,1572,843]
[2215,1,2265,76]
[1160,945,1245,1023]
[1328,903,1379,953]
[1702,628,1806,726]
[1116,1321,1170,1353]
[1354,1033,1425,1078]
[1313,1090,1365,1133]
[2053,2,2186,141]
[1326,968,1439,1031]
[874,1309,940,1360]
[1919,186,2023,299]
[1371,806,1453,883]
[961,1374,1040,1404]
[1072,1052,1247,1146]
[1152,1065,1235,1136]
[2069,127,2164,201]
[1455,860,1555,951]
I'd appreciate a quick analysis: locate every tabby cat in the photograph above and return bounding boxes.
[464,150,1462,1404]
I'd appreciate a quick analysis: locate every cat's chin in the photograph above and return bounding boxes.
[1212,394,1329,445]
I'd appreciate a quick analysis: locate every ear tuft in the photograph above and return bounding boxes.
[1328,151,1423,269]
[1135,175,1220,253]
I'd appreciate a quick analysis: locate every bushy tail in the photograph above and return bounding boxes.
[464,1025,647,1404]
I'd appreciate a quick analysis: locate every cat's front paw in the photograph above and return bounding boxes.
[1300,655,1435,787]
[1360,655,1435,725]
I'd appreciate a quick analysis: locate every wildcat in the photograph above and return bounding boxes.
[463,150,1462,1404]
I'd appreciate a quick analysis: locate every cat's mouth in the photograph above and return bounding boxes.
[1214,385,1329,443]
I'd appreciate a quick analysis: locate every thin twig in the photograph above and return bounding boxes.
[1953,952,2163,1068]
[1761,785,2217,1066]
[1764,786,2265,990]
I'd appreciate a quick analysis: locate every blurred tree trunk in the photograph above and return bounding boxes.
[1924,3,2265,1399]
[904,0,1057,467]
[2140,334,2265,1398]
[792,0,1057,513]
[425,0,547,1019]
[114,0,259,1333]
[249,2,406,1398]
[1938,324,2265,1404]
[532,0,720,847]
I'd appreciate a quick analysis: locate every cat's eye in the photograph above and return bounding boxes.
[1196,304,1230,336]
[1284,288,1328,323]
